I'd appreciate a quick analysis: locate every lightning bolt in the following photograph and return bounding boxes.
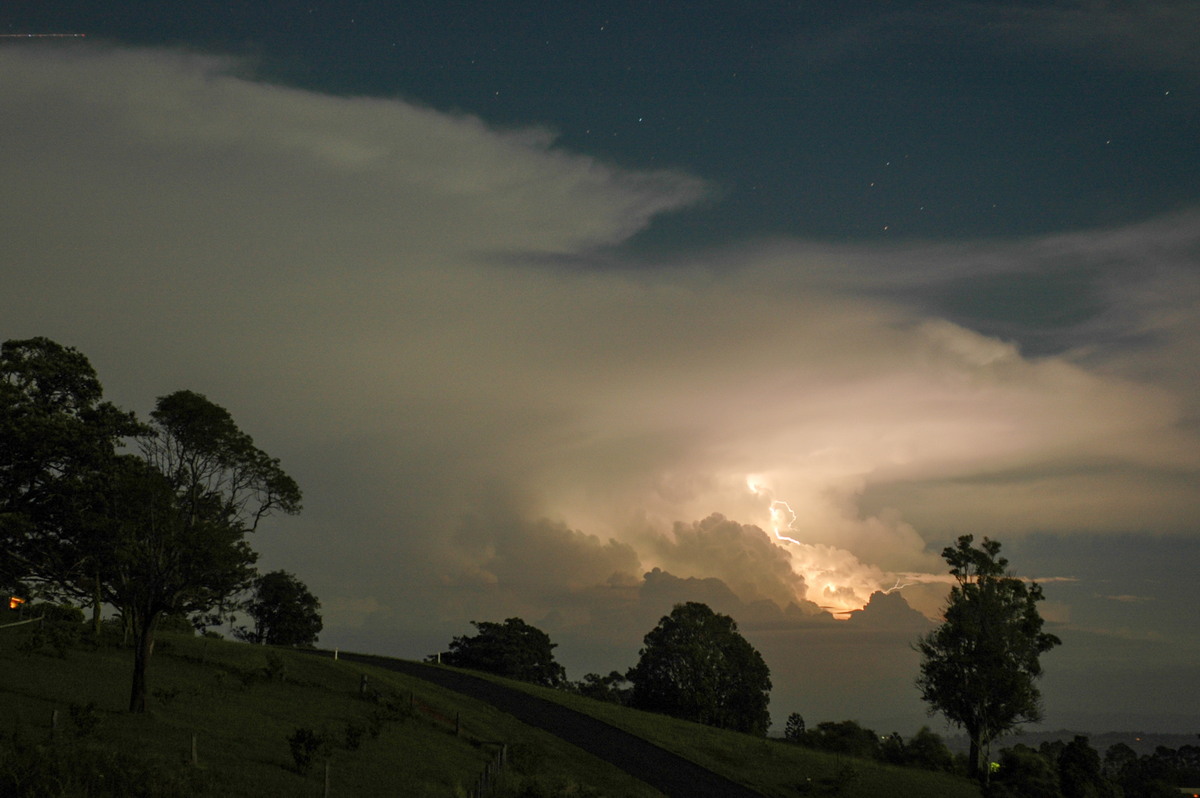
[768,499,803,546]
[748,478,805,546]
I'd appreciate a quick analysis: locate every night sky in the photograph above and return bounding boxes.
[3,2,1199,734]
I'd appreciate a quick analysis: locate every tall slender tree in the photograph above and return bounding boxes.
[915,535,1060,783]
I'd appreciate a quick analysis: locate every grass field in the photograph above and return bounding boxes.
[458,671,983,798]
[0,622,661,796]
[1,619,981,796]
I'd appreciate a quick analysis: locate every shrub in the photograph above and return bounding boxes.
[343,719,367,751]
[287,727,329,774]
[68,701,102,738]
[264,651,287,682]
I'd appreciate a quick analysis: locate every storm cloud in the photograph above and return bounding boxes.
[4,44,1199,731]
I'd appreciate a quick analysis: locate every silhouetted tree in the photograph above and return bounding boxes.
[880,732,907,765]
[783,712,806,743]
[575,670,631,704]
[627,601,771,735]
[905,726,955,772]
[0,337,143,631]
[443,617,567,687]
[108,391,301,711]
[236,570,322,646]
[1053,735,1120,798]
[801,720,882,759]
[915,535,1061,783]
[990,744,1062,798]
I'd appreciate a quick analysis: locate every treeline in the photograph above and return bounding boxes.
[432,602,772,735]
[1,337,319,713]
[986,735,1199,798]
[780,716,1198,798]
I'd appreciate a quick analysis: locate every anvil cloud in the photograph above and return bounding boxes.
[3,46,1198,731]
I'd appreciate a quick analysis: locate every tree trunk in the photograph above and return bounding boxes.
[91,571,102,640]
[967,725,986,783]
[129,612,159,713]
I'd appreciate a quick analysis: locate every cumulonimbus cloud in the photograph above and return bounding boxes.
[2,46,1198,655]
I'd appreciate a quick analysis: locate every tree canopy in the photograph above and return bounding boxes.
[112,390,301,711]
[627,601,771,735]
[442,617,567,688]
[236,569,323,647]
[2,338,305,713]
[915,535,1060,782]
[0,337,143,612]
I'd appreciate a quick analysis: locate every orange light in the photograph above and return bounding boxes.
[8,596,25,610]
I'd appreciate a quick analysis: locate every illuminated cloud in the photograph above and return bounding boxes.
[3,45,1199,729]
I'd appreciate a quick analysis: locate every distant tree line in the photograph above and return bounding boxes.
[434,601,772,736]
[988,735,1199,798]
[1,337,321,713]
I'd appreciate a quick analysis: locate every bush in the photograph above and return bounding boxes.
[263,651,287,682]
[287,727,329,774]
[343,719,367,751]
[905,726,956,772]
[68,701,102,738]
[18,603,85,657]
[801,720,881,759]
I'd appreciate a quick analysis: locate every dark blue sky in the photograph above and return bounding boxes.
[6,1,1198,248]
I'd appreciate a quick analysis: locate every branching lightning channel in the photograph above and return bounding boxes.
[748,478,805,546]
[768,499,803,545]
[881,576,914,593]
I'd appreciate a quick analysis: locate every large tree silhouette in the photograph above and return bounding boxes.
[0,337,143,629]
[627,601,771,735]
[442,617,567,687]
[106,390,301,711]
[915,535,1060,783]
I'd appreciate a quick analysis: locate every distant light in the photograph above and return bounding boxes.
[8,596,26,610]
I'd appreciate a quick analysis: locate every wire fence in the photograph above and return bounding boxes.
[404,690,509,797]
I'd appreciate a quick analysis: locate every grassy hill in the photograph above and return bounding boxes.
[1,621,981,797]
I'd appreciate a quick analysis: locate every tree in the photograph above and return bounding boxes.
[0,337,143,632]
[236,570,322,646]
[905,726,955,772]
[442,617,567,687]
[1054,735,1120,798]
[575,670,631,704]
[990,745,1062,798]
[802,720,882,759]
[915,535,1061,783]
[783,712,806,743]
[627,601,771,734]
[107,390,301,711]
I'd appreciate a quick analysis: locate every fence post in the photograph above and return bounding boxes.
[191,733,198,766]
[51,709,58,733]
[359,674,368,697]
